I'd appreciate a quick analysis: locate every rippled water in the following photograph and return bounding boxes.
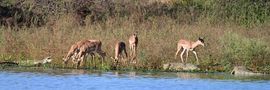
[0,68,270,90]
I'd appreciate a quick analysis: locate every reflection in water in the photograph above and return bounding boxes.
[176,72,202,79]
[113,71,119,76]
[68,69,87,75]
[175,72,227,80]
[111,71,137,78]
[0,67,270,90]
[1,67,270,80]
[129,71,136,77]
[175,72,270,81]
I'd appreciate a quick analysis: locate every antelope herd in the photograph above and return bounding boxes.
[63,39,106,68]
[63,32,205,68]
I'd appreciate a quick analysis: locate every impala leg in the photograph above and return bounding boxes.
[76,50,83,68]
[124,48,128,59]
[130,45,135,63]
[186,50,189,63]
[122,49,127,64]
[72,62,75,68]
[192,51,199,64]
[68,53,76,66]
[80,55,86,68]
[180,49,186,63]
[117,54,121,65]
[120,53,124,61]
[129,44,133,58]
[101,53,105,61]
[124,49,129,64]
[134,45,137,56]
[91,53,96,66]
[132,45,135,58]
[133,46,137,63]
[175,45,182,59]
[78,54,84,68]
[71,57,77,68]
[175,48,181,59]
[97,51,105,65]
[72,52,77,61]
[101,54,105,66]
[76,60,81,69]
[133,47,136,63]
[79,55,83,67]
[134,45,137,57]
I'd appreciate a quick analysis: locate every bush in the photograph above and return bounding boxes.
[220,32,269,71]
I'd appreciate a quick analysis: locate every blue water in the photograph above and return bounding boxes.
[0,68,270,90]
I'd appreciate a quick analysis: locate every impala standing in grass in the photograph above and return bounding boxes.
[75,40,106,68]
[129,32,138,63]
[63,40,105,68]
[63,40,90,65]
[175,37,205,64]
[112,41,128,63]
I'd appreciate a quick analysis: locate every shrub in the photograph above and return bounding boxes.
[220,32,269,71]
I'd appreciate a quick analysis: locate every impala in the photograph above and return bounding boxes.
[75,40,106,68]
[63,40,89,65]
[112,41,128,62]
[175,37,205,64]
[129,32,138,62]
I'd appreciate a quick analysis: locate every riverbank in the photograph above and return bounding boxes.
[0,0,269,73]
[0,23,269,73]
[1,66,270,81]
[0,58,262,74]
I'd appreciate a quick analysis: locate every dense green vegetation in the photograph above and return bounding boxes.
[0,0,269,73]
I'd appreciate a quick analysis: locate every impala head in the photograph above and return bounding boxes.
[110,56,118,63]
[43,56,52,64]
[198,37,205,47]
[132,31,138,37]
[63,57,68,64]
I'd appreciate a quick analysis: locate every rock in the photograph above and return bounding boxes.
[163,63,200,71]
[163,64,170,70]
[231,66,262,76]
[33,56,53,66]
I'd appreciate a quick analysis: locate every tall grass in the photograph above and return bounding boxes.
[1,16,269,72]
[220,32,270,72]
[0,0,270,72]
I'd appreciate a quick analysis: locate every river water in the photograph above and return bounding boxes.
[0,68,269,90]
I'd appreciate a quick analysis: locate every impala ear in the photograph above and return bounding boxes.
[198,37,204,43]
[134,31,138,35]
[199,37,204,39]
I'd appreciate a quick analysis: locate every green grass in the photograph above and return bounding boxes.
[220,32,270,72]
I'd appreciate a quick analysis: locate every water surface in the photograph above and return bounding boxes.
[0,67,269,90]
